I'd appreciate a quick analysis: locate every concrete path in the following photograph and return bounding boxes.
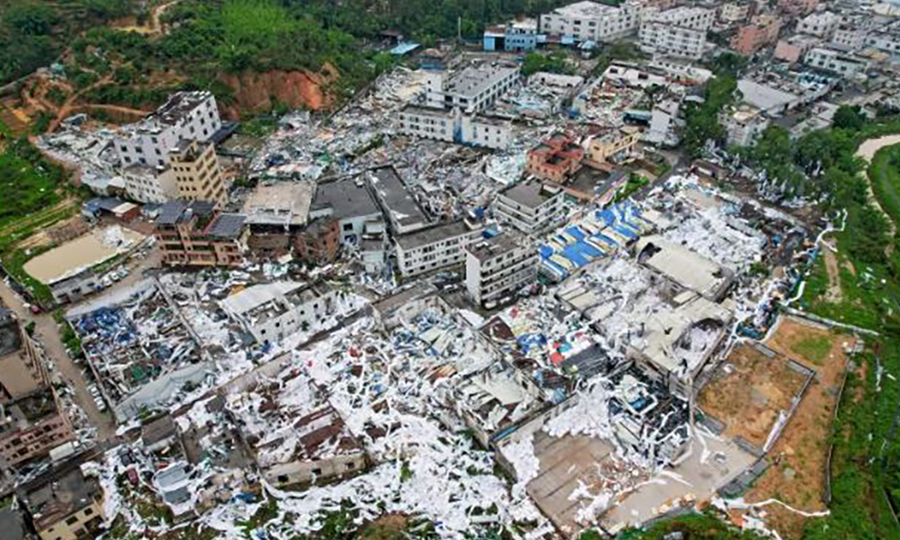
[855,135,900,241]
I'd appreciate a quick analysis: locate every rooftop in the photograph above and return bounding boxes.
[737,79,799,113]
[395,220,477,251]
[552,0,620,18]
[499,180,562,208]
[311,178,381,220]
[368,166,429,230]
[21,459,102,531]
[243,181,315,227]
[445,65,518,99]
[466,234,528,262]
[156,200,216,226]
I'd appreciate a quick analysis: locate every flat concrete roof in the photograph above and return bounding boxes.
[23,226,147,285]
[243,181,314,227]
[395,220,476,251]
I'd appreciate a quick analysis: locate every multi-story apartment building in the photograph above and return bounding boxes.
[722,105,770,146]
[526,132,585,182]
[540,0,643,43]
[832,25,865,49]
[719,2,750,24]
[221,281,337,344]
[494,179,566,234]
[588,126,643,164]
[465,235,539,308]
[863,26,900,57]
[731,14,782,55]
[0,309,48,403]
[394,220,483,278]
[397,105,512,150]
[19,458,105,540]
[805,46,869,77]
[640,7,713,59]
[424,65,520,114]
[168,140,228,207]
[154,200,246,267]
[0,388,74,469]
[796,11,839,38]
[398,105,455,142]
[114,91,221,169]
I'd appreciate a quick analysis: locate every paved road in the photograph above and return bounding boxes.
[0,280,117,440]
[0,248,162,442]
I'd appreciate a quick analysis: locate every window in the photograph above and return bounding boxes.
[312,468,322,475]
[343,223,353,232]
[66,516,80,526]
[277,475,289,483]
[84,508,94,517]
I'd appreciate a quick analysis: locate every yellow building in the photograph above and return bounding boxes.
[169,140,227,208]
[588,126,642,165]
[21,461,105,540]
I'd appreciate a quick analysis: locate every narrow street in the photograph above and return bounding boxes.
[0,247,163,443]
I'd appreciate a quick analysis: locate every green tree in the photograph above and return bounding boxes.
[833,105,866,132]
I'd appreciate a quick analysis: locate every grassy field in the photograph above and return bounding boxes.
[870,144,900,227]
[0,151,63,230]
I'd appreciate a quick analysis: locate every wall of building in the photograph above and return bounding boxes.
[264,452,368,488]
[37,499,104,540]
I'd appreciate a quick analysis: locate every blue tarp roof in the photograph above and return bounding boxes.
[390,42,420,55]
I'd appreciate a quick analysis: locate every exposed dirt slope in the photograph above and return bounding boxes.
[219,66,338,116]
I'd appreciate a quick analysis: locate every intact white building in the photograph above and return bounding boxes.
[832,26,865,50]
[493,179,565,234]
[221,281,337,345]
[805,47,869,77]
[540,0,643,43]
[398,105,455,142]
[114,91,222,168]
[465,234,538,308]
[797,12,839,38]
[863,27,900,57]
[424,65,519,114]
[397,105,512,150]
[395,220,484,278]
[640,22,707,59]
[640,7,713,59]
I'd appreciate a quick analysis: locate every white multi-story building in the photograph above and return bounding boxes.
[424,65,519,114]
[832,26,865,50]
[398,105,455,142]
[540,0,643,43]
[648,6,715,31]
[722,106,769,147]
[805,47,869,77]
[397,105,512,150]
[114,91,222,168]
[639,7,713,59]
[797,11,840,38]
[493,179,565,234]
[395,220,483,278]
[221,281,337,345]
[465,234,538,308]
[863,27,900,57]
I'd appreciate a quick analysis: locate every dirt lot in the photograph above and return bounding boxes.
[698,343,809,451]
[741,317,857,539]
